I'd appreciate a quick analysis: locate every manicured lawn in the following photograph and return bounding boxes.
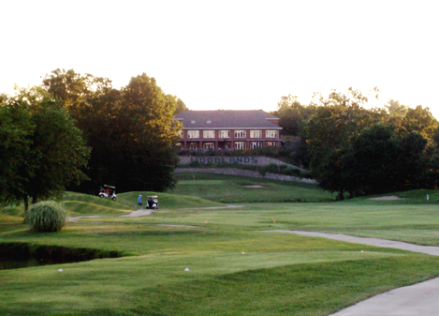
[172,173,335,203]
[2,174,439,315]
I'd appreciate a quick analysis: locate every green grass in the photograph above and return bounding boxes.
[61,191,225,217]
[172,173,334,203]
[2,174,439,315]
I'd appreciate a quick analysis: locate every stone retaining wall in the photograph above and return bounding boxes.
[178,156,306,171]
[175,167,318,184]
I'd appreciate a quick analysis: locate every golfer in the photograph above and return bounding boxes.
[137,195,143,209]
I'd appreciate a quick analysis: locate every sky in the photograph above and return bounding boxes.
[1,0,438,117]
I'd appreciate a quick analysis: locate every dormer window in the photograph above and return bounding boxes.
[207,120,212,124]
[191,120,196,124]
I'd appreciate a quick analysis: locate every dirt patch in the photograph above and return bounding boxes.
[369,195,402,200]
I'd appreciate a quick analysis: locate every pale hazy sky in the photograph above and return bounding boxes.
[1,0,438,117]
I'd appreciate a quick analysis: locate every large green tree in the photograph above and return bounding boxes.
[348,124,402,195]
[304,88,381,197]
[276,88,436,197]
[348,124,427,195]
[117,73,180,191]
[400,105,438,140]
[0,90,90,211]
[0,95,33,205]
[41,70,180,193]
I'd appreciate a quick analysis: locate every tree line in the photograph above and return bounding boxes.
[274,88,439,200]
[1,69,187,212]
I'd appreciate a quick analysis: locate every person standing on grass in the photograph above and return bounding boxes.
[138,195,143,209]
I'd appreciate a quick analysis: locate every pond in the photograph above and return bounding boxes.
[0,242,123,270]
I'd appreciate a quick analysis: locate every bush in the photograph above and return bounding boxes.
[0,206,24,217]
[28,201,66,232]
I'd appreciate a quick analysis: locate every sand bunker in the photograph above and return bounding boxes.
[369,195,402,200]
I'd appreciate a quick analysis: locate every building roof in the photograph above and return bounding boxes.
[174,110,281,129]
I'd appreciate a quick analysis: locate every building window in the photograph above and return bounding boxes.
[179,130,184,138]
[266,130,278,138]
[187,130,200,138]
[203,130,215,138]
[189,142,198,150]
[234,130,246,138]
[250,130,262,138]
[266,141,278,147]
[191,120,196,124]
[251,142,262,149]
[219,130,231,138]
[203,142,215,150]
[234,142,246,150]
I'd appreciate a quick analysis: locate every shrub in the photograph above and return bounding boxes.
[28,201,66,232]
[0,206,24,217]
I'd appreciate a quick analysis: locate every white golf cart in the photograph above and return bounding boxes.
[99,184,117,201]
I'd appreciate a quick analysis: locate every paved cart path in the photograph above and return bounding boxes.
[271,230,439,316]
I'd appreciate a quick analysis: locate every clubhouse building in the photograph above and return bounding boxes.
[174,110,282,150]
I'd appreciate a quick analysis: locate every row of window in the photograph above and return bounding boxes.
[185,130,278,139]
[188,141,278,150]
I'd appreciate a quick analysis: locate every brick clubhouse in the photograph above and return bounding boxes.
[175,110,282,150]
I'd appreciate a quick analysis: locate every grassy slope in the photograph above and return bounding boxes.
[172,173,334,203]
[62,191,224,215]
[2,175,439,315]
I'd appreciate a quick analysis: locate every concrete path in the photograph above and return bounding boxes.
[272,230,439,256]
[121,209,154,217]
[271,230,439,316]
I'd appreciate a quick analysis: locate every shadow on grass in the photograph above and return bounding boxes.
[133,256,439,316]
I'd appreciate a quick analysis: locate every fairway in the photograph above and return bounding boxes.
[2,174,439,315]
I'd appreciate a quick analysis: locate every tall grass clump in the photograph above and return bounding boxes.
[28,201,66,232]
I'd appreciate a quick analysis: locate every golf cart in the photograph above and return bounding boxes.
[99,184,117,201]
[146,195,159,209]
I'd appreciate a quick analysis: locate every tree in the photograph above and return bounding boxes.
[175,97,188,114]
[384,99,408,120]
[400,105,438,140]
[0,90,90,212]
[275,95,317,167]
[304,88,386,198]
[305,88,379,175]
[276,95,315,136]
[0,95,33,205]
[424,127,439,188]
[119,74,180,191]
[348,124,427,195]
[41,68,112,109]
[41,70,180,193]
[349,124,402,195]
[398,132,427,190]
[316,148,350,200]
